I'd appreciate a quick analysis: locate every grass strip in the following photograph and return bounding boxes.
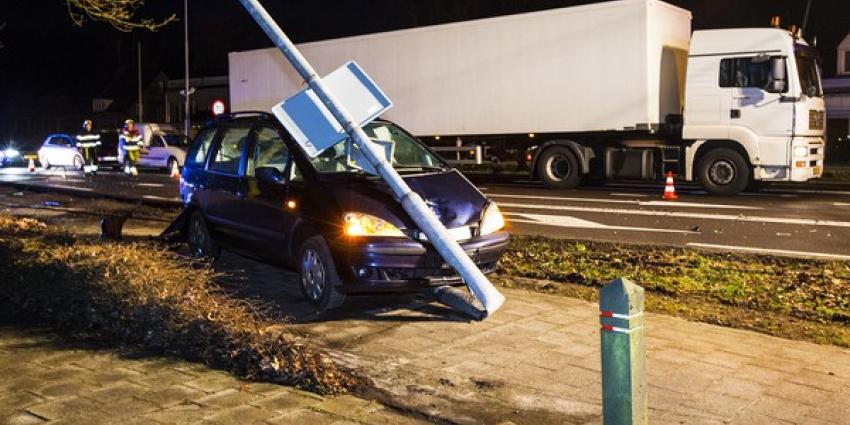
[0,215,354,394]
[496,235,850,347]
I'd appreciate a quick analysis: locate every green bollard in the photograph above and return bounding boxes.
[600,278,646,425]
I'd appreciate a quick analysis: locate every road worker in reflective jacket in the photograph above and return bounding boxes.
[75,119,101,175]
[118,119,142,176]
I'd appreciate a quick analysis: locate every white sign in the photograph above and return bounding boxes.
[272,61,392,157]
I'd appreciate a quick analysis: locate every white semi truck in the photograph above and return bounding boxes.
[228,0,825,195]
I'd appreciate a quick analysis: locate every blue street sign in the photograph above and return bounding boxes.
[272,61,392,157]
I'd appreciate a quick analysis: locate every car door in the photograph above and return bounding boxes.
[49,136,75,166]
[203,122,253,249]
[139,135,168,168]
[240,122,295,263]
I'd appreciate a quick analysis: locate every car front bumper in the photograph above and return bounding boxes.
[331,230,510,294]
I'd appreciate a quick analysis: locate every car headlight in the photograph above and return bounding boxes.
[344,212,405,237]
[480,203,505,235]
[3,149,19,158]
[793,146,808,158]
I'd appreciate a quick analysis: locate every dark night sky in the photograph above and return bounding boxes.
[1,0,848,141]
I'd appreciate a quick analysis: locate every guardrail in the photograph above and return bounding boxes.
[430,138,488,166]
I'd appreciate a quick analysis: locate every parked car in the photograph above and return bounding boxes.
[37,134,84,170]
[0,145,24,167]
[118,123,191,174]
[180,112,509,312]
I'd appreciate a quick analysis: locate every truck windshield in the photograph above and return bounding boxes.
[796,55,822,98]
[310,122,446,174]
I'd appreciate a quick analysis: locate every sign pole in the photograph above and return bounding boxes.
[235,0,505,317]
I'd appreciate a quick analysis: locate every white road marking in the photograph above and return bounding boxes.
[489,193,761,210]
[610,192,649,198]
[497,201,850,228]
[763,188,850,196]
[834,202,850,207]
[686,243,850,261]
[45,185,94,192]
[142,195,180,202]
[136,183,165,188]
[508,213,698,234]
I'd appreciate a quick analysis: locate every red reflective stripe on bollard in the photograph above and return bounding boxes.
[599,311,644,320]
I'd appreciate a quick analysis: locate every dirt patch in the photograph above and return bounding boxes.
[0,214,355,394]
[497,235,850,347]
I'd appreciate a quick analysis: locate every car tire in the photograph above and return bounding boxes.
[538,146,581,189]
[167,157,179,175]
[41,158,50,169]
[187,211,220,261]
[696,148,750,196]
[298,235,346,312]
[73,156,84,171]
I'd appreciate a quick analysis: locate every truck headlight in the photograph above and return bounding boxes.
[344,212,405,237]
[793,146,808,158]
[480,203,505,235]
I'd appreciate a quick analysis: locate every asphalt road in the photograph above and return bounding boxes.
[2,166,850,259]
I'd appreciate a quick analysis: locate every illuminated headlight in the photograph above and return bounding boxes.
[480,203,505,235]
[344,212,405,237]
[793,146,808,158]
[4,149,19,158]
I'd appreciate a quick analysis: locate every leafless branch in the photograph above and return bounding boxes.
[66,0,175,32]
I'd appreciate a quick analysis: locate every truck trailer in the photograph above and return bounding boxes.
[228,0,825,195]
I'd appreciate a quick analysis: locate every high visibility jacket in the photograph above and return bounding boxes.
[119,130,143,152]
[75,131,102,148]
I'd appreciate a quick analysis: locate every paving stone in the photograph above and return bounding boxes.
[735,395,814,423]
[181,372,241,394]
[0,410,47,425]
[25,396,106,421]
[139,384,206,407]
[141,402,210,424]
[250,389,322,413]
[105,397,160,418]
[204,404,277,424]
[266,408,337,425]
[86,381,151,404]
[194,388,261,408]
[313,394,378,420]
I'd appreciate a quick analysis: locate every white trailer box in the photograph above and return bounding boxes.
[229,0,691,136]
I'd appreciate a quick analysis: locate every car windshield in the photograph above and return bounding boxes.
[796,55,822,98]
[161,134,191,147]
[310,122,445,174]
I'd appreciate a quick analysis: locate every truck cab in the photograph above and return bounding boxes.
[683,28,825,195]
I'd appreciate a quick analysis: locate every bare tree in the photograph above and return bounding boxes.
[66,0,175,32]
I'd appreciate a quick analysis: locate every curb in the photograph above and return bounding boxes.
[0,180,183,209]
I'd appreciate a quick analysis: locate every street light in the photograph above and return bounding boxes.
[183,0,191,137]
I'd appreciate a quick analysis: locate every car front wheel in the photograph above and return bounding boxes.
[187,211,219,260]
[298,235,346,312]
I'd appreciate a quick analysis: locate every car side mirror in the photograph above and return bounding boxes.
[255,166,285,184]
[766,57,787,94]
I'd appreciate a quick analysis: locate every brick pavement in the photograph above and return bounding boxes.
[218,253,850,425]
[0,326,426,425]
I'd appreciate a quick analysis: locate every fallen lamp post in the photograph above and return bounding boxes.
[235,0,505,318]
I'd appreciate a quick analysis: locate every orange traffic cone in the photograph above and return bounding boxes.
[28,158,36,173]
[170,164,180,179]
[663,171,678,200]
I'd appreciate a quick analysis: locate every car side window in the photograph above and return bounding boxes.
[49,137,70,147]
[185,128,216,169]
[247,125,289,177]
[209,124,251,175]
[150,136,165,148]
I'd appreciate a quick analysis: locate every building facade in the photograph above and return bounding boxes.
[824,32,850,164]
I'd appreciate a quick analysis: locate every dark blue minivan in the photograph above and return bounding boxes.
[180,112,508,312]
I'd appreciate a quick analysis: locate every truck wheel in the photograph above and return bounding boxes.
[298,235,346,313]
[73,156,84,171]
[538,146,581,189]
[187,211,220,260]
[697,148,750,196]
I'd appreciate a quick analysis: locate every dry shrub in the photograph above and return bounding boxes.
[0,215,353,394]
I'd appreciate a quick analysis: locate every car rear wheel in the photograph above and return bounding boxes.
[187,211,219,260]
[73,155,84,171]
[167,157,179,175]
[538,146,581,189]
[298,235,346,312]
